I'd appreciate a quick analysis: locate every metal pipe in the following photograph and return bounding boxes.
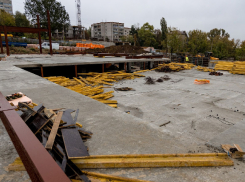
[37,15,42,54]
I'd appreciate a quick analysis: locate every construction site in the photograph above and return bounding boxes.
[1,2,245,181]
[0,47,245,182]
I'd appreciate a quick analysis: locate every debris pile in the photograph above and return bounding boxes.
[85,45,148,54]
[17,102,92,182]
[114,87,135,91]
[145,76,155,84]
[154,63,195,72]
[214,61,234,71]
[209,71,223,76]
[45,71,145,108]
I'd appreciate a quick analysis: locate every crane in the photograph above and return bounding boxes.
[75,0,83,39]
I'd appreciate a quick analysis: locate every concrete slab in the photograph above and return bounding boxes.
[0,56,245,182]
[206,118,245,151]
[7,54,169,68]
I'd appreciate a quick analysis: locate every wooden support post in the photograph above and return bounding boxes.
[0,36,3,54]
[4,26,9,56]
[75,65,78,77]
[102,64,104,73]
[143,62,146,70]
[47,11,53,55]
[37,15,42,54]
[41,66,44,77]
[124,62,127,72]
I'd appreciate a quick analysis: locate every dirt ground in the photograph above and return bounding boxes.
[85,45,148,54]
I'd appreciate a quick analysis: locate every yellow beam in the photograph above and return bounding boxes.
[71,153,233,168]
[8,158,150,182]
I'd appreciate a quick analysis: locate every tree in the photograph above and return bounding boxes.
[187,30,208,55]
[14,11,30,36]
[24,0,70,33]
[160,17,167,41]
[130,25,139,46]
[138,22,156,47]
[207,28,230,51]
[15,11,30,27]
[163,27,183,58]
[0,10,15,26]
[236,40,245,60]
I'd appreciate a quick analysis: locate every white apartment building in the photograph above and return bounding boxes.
[0,0,13,14]
[124,27,131,37]
[91,22,130,42]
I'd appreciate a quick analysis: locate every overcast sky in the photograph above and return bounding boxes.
[12,0,244,40]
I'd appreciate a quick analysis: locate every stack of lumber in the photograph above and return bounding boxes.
[196,66,214,72]
[229,61,245,75]
[45,71,145,108]
[214,61,234,71]
[153,63,195,72]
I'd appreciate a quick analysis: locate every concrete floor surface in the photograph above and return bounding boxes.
[0,57,245,181]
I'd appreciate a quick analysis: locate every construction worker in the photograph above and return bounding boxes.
[185,55,189,62]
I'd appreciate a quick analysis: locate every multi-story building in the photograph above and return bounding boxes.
[0,0,13,14]
[124,27,131,37]
[91,22,128,42]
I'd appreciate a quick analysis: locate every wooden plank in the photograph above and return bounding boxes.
[61,128,89,159]
[45,112,63,150]
[72,153,233,168]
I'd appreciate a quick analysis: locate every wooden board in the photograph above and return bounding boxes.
[45,112,63,150]
[61,128,89,159]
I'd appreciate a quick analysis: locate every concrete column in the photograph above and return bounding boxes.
[127,62,131,72]
[148,61,153,69]
[119,63,124,70]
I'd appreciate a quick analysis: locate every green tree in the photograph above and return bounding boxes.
[207,28,230,51]
[15,11,30,27]
[130,25,139,46]
[14,11,30,36]
[160,17,167,41]
[24,0,70,33]
[138,22,156,47]
[236,40,245,60]
[0,10,15,26]
[163,27,183,58]
[187,30,208,55]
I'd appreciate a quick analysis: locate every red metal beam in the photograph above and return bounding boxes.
[0,92,70,182]
[4,26,10,56]
[41,66,44,77]
[37,15,43,54]
[0,26,48,33]
[75,65,78,77]
[47,11,53,55]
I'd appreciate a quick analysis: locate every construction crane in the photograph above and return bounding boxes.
[75,0,83,39]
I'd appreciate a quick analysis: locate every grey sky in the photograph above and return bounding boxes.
[12,0,244,41]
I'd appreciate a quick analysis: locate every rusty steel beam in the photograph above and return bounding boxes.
[75,65,78,77]
[37,15,43,54]
[47,11,53,55]
[3,26,10,56]
[0,26,48,33]
[41,66,44,77]
[0,92,70,182]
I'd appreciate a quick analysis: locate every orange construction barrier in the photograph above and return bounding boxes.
[76,42,104,49]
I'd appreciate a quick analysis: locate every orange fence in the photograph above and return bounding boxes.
[76,43,105,49]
